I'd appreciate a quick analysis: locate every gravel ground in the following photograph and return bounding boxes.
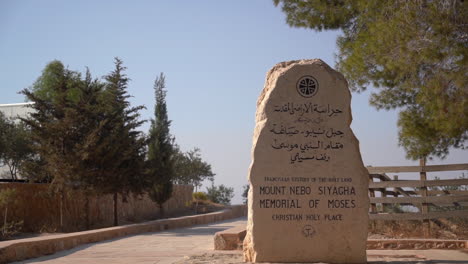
[173,251,424,264]
[175,250,468,264]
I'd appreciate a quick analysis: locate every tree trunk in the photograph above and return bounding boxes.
[59,191,64,232]
[7,162,15,180]
[194,184,199,213]
[159,203,164,218]
[113,193,118,226]
[85,195,90,230]
[3,207,7,236]
[420,158,430,237]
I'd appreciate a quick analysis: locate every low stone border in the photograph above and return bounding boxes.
[0,205,246,263]
[367,239,468,250]
[213,227,468,251]
[214,225,246,250]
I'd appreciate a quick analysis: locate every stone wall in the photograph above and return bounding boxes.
[0,183,193,232]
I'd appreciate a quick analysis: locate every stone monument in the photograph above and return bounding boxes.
[243,59,369,263]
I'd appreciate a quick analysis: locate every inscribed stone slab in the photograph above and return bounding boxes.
[243,59,369,263]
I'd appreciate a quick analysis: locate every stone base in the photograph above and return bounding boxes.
[214,226,246,250]
[367,239,468,250]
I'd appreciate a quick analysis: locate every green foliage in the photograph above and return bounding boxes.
[21,60,92,188]
[0,113,34,179]
[146,73,175,212]
[0,221,23,240]
[173,147,215,190]
[96,58,147,197]
[428,173,467,212]
[242,184,249,205]
[0,112,6,159]
[30,60,82,104]
[273,0,359,31]
[192,191,208,201]
[0,188,22,239]
[0,188,16,208]
[97,58,147,225]
[148,182,173,211]
[431,173,468,191]
[206,183,234,205]
[21,59,147,226]
[274,0,468,160]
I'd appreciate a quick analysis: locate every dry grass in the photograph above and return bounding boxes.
[369,218,468,239]
[190,199,227,214]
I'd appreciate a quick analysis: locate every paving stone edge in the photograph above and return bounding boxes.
[0,205,247,263]
[366,238,468,250]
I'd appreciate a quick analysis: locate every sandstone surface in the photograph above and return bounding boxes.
[243,59,369,263]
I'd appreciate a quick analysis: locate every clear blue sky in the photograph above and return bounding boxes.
[1,1,466,204]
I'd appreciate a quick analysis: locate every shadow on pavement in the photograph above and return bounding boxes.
[158,227,231,237]
[367,259,467,264]
[14,243,97,263]
[14,217,247,263]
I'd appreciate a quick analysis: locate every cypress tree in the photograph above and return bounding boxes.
[146,73,174,217]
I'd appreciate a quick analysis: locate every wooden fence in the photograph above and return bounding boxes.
[367,162,468,222]
[0,183,193,232]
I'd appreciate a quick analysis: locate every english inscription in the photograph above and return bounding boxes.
[244,60,369,263]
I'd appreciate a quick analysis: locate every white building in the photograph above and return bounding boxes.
[0,102,34,120]
[0,102,34,178]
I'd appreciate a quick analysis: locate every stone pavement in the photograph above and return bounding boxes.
[13,217,468,264]
[14,217,247,264]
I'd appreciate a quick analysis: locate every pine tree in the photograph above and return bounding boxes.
[99,58,147,226]
[21,61,84,229]
[70,69,110,229]
[146,73,174,217]
[21,61,83,186]
[22,59,147,228]
[273,0,468,160]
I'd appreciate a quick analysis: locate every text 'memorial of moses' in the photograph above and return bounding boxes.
[243,59,369,263]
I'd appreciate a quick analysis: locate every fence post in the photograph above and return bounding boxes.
[369,175,377,213]
[380,187,387,213]
[369,174,377,230]
[393,175,398,212]
[420,158,430,237]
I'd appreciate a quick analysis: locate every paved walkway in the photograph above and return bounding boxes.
[16,217,247,264]
[13,217,468,264]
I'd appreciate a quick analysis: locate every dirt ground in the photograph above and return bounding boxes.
[369,218,468,239]
[175,250,468,264]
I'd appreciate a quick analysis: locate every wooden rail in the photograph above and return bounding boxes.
[369,179,468,189]
[367,163,468,174]
[367,163,468,225]
[370,210,468,221]
[370,195,468,204]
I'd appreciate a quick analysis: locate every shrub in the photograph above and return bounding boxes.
[0,188,23,239]
[206,184,234,205]
[192,192,208,201]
